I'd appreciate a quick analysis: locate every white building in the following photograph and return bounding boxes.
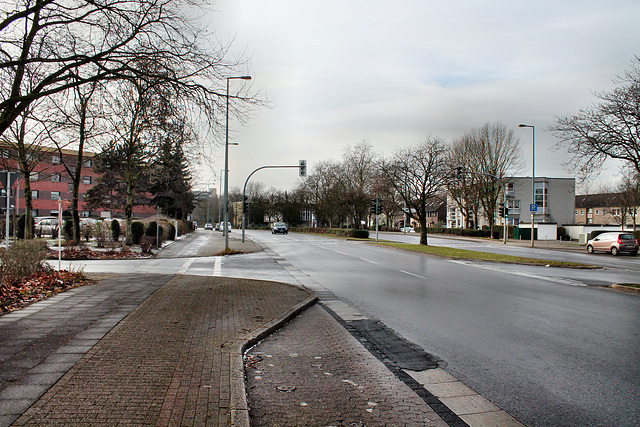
[447,177,575,239]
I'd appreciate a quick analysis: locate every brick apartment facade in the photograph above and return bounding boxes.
[0,144,155,219]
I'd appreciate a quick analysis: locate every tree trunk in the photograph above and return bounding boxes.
[125,182,134,245]
[419,219,428,245]
[22,176,33,239]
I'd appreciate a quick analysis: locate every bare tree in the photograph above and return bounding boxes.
[297,160,342,228]
[0,0,256,138]
[45,80,105,242]
[380,137,449,245]
[0,97,53,239]
[447,134,482,229]
[616,167,640,230]
[339,141,379,229]
[550,56,640,182]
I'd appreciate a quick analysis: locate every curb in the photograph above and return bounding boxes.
[229,292,319,426]
[610,284,640,293]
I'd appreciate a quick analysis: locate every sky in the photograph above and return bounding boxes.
[195,0,640,195]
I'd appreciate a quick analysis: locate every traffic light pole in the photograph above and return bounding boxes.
[456,168,508,244]
[241,163,306,243]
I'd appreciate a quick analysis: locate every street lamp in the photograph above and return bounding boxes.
[224,75,251,251]
[519,124,535,248]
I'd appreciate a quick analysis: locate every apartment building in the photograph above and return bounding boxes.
[0,144,154,218]
[447,176,576,235]
[575,193,639,227]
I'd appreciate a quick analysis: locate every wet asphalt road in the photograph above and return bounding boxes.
[245,230,640,427]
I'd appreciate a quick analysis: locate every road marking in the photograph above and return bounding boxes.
[213,257,222,276]
[450,260,588,287]
[399,270,428,280]
[177,258,195,274]
[360,257,378,264]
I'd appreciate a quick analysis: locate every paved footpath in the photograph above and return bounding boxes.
[2,275,313,426]
[247,304,450,427]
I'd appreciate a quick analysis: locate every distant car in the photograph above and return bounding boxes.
[400,227,415,233]
[272,222,288,234]
[204,223,214,230]
[34,217,60,237]
[586,232,638,256]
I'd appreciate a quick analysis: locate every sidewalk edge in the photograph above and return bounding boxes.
[229,293,318,427]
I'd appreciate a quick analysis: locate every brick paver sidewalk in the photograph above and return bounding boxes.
[13,276,313,426]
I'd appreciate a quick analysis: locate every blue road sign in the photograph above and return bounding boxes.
[530,203,538,212]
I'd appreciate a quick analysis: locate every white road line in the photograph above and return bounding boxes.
[177,258,195,274]
[360,258,378,264]
[450,260,588,287]
[399,270,428,280]
[213,257,222,276]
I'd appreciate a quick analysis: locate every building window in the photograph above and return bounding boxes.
[0,149,9,158]
[51,173,61,182]
[50,210,58,216]
[580,210,584,215]
[596,210,599,215]
[83,159,92,168]
[534,181,548,209]
[82,176,91,185]
[80,211,90,218]
[51,191,60,200]
[29,172,39,181]
[575,210,578,215]
[32,190,39,199]
[52,155,61,164]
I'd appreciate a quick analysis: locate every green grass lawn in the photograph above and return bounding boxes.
[375,241,597,268]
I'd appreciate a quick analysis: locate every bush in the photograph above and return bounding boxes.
[349,229,370,239]
[94,222,110,248]
[131,221,144,244]
[139,235,155,254]
[0,240,49,285]
[111,219,121,241]
[145,221,157,237]
[166,223,176,241]
[64,219,73,240]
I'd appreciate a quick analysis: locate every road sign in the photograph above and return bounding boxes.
[530,203,538,212]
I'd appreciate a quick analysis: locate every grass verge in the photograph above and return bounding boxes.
[375,242,597,268]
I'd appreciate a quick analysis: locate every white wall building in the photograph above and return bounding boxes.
[447,177,575,239]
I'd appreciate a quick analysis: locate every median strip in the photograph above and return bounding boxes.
[374,242,598,269]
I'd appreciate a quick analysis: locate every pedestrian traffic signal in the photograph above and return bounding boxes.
[504,207,509,218]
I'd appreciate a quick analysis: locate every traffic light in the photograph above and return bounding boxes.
[299,160,307,177]
[456,166,463,179]
[504,207,509,218]
[243,196,249,214]
[370,198,383,215]
[499,203,505,218]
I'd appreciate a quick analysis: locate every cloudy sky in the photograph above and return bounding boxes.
[197,0,640,195]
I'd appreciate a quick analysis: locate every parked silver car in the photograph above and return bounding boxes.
[34,216,60,237]
[586,232,638,256]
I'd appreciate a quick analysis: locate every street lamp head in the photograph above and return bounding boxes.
[519,123,533,128]
[240,75,252,80]
[228,75,252,81]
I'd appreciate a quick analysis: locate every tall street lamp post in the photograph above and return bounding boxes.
[224,75,251,251]
[519,124,535,248]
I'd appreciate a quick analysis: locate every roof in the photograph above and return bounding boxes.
[575,193,623,209]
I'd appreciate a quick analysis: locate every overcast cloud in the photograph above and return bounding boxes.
[197,0,640,194]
